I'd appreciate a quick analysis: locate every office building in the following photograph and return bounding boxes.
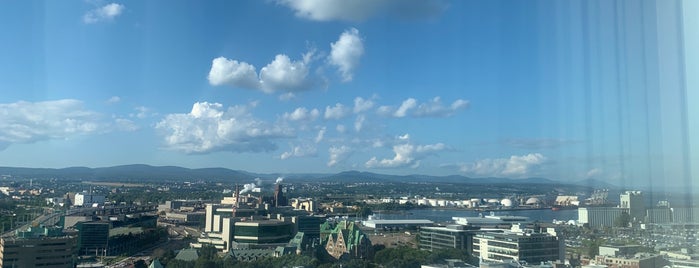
[473,224,562,264]
[620,191,645,222]
[234,220,294,244]
[593,253,666,268]
[418,225,476,252]
[599,245,642,257]
[0,226,77,268]
[453,214,529,228]
[74,192,105,207]
[293,215,325,239]
[76,221,109,256]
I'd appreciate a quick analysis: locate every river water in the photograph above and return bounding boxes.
[376,208,578,223]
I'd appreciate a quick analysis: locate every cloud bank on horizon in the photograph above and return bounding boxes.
[0,0,694,190]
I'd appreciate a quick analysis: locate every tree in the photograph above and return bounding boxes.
[615,212,631,227]
[198,245,219,260]
[165,260,194,268]
[582,238,604,257]
[359,206,373,218]
[374,246,429,267]
[152,248,176,264]
[134,260,148,268]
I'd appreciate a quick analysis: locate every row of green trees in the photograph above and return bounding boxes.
[153,245,475,268]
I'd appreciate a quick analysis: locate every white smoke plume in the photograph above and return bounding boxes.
[240,183,256,194]
[254,177,262,186]
[276,177,284,184]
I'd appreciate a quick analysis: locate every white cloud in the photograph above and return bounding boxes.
[324,103,350,120]
[276,0,447,21]
[354,115,366,132]
[0,100,109,148]
[282,107,320,122]
[457,153,547,178]
[378,97,469,118]
[84,3,125,24]
[156,102,293,154]
[260,54,312,91]
[314,127,326,143]
[365,141,446,169]
[353,97,374,114]
[376,105,393,117]
[280,144,317,159]
[208,54,313,93]
[327,145,352,167]
[394,98,417,117]
[414,97,470,117]
[329,28,364,82]
[208,57,261,89]
[106,96,121,104]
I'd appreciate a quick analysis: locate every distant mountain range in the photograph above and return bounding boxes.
[0,164,255,182]
[0,164,616,188]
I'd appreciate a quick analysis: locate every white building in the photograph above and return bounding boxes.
[578,207,625,228]
[473,224,563,263]
[74,193,105,207]
[453,214,529,227]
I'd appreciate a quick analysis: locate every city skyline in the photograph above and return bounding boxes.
[0,1,696,192]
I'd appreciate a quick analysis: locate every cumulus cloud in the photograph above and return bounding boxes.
[208,54,313,93]
[156,102,293,154]
[353,97,374,114]
[208,57,260,89]
[457,153,547,178]
[378,97,469,118]
[414,97,469,117]
[324,103,350,120]
[365,141,446,169]
[0,100,109,149]
[276,0,447,21]
[282,107,320,122]
[336,124,347,133]
[260,54,312,91]
[329,28,364,82]
[327,145,352,167]
[394,98,417,117]
[280,143,317,159]
[84,3,125,24]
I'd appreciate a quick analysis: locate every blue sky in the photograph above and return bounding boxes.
[0,0,695,191]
